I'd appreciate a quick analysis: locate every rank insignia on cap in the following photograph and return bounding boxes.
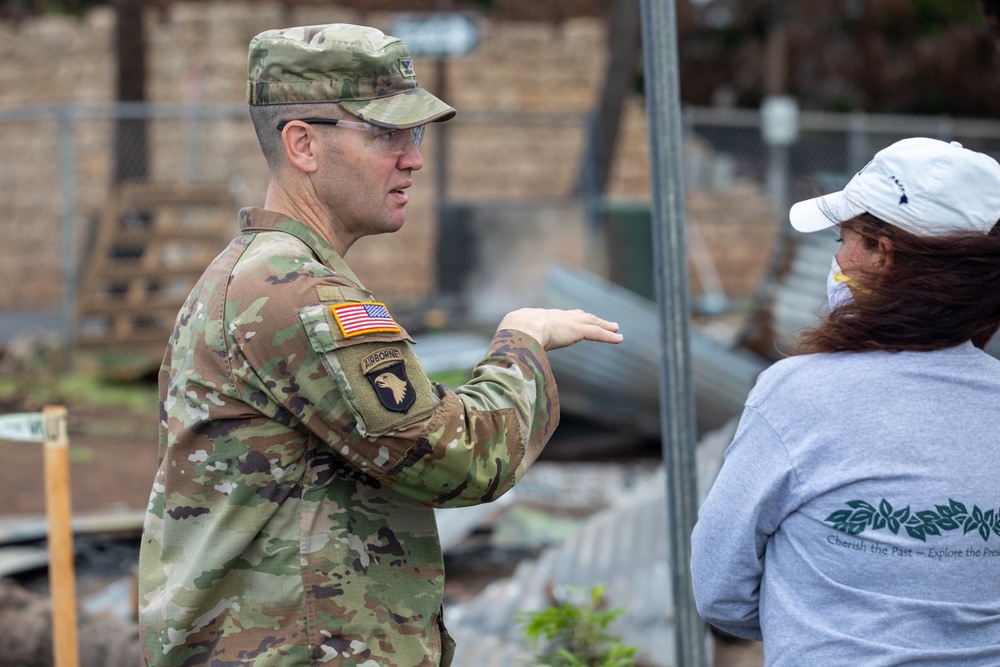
[399,57,415,77]
[330,302,400,338]
[366,361,415,413]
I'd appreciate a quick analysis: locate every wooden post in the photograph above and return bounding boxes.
[42,406,79,667]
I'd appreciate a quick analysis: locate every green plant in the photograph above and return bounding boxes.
[516,585,637,667]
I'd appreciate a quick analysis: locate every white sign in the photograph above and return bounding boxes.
[0,412,45,442]
[389,13,480,58]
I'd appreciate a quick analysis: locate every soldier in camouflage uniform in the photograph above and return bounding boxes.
[138,23,623,667]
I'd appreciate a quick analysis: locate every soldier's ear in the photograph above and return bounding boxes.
[280,121,320,174]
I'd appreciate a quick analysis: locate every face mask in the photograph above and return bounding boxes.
[827,256,854,311]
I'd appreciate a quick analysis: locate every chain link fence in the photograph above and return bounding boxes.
[0,103,261,368]
[3,102,1000,365]
[686,106,1000,206]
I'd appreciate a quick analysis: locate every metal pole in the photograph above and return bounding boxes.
[766,143,789,213]
[433,0,453,208]
[434,57,449,206]
[847,111,867,173]
[639,1,708,666]
[581,112,602,271]
[58,107,78,370]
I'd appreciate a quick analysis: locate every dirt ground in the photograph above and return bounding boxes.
[0,402,159,516]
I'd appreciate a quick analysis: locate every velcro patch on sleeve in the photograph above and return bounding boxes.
[332,342,439,436]
[363,349,416,413]
[330,302,400,338]
[316,285,373,303]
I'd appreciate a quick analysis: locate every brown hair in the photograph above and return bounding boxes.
[248,102,349,172]
[796,213,1000,354]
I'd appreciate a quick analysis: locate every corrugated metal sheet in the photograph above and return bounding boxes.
[0,546,48,578]
[444,419,737,667]
[400,268,767,440]
[437,494,517,553]
[411,331,495,377]
[538,266,768,438]
[767,229,839,354]
[0,511,144,546]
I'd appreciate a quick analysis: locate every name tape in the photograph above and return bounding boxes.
[0,413,46,442]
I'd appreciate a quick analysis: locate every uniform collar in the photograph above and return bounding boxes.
[238,207,363,285]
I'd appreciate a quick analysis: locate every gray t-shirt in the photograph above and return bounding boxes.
[692,342,1000,666]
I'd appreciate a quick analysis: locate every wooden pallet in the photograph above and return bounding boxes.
[75,183,236,357]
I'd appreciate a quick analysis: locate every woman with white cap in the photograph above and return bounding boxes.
[691,137,1000,666]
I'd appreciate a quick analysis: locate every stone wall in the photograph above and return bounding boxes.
[0,2,778,322]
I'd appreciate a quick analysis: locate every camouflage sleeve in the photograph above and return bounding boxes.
[294,299,559,507]
[230,268,559,509]
[370,328,559,507]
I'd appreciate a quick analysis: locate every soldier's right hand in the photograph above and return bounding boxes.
[496,308,623,351]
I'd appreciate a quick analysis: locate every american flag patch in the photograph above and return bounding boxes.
[330,302,400,338]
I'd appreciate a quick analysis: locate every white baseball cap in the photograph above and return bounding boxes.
[789,137,1000,236]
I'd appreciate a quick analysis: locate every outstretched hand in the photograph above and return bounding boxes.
[497,308,623,351]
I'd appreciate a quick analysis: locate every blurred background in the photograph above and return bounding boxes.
[6,0,1000,368]
[2,1,1000,665]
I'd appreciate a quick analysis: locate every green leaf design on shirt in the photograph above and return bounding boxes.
[825,498,1000,543]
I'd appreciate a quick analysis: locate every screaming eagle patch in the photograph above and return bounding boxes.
[362,347,415,413]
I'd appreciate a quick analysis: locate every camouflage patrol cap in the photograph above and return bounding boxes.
[247,23,456,129]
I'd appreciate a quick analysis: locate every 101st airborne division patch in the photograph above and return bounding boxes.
[361,347,415,413]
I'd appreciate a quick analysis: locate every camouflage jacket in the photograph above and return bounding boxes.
[138,208,560,667]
